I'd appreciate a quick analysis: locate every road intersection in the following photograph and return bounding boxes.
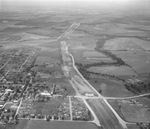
[58,22,137,129]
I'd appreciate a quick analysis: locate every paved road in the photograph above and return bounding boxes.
[87,99,124,129]
[59,23,128,129]
[68,96,73,121]
[105,93,150,100]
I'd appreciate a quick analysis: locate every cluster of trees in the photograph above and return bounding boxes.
[100,50,128,66]
[76,51,130,72]
[0,108,19,125]
[73,109,91,121]
[95,38,106,50]
[137,123,150,129]
[76,63,150,99]
[124,82,150,95]
[94,38,132,67]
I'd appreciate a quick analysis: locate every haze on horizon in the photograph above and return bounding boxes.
[0,0,150,13]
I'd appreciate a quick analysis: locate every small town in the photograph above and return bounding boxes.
[0,47,92,126]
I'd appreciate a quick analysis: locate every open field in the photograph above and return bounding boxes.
[87,66,137,76]
[126,124,140,129]
[108,99,150,122]
[72,49,114,65]
[103,38,145,51]
[26,28,62,38]
[76,23,148,37]
[18,97,70,120]
[0,38,58,51]
[103,37,150,51]
[23,120,99,129]
[0,8,150,129]
[0,119,99,129]
[16,32,50,41]
[112,51,150,74]
[35,53,59,65]
[83,50,107,58]
[69,30,88,38]
[69,36,97,50]
[89,78,134,97]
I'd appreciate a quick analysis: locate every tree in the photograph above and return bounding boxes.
[94,80,97,83]
[118,104,121,109]
[98,89,102,94]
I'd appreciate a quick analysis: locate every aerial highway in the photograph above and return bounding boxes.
[59,23,129,129]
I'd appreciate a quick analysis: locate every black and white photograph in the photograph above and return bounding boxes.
[0,0,150,129]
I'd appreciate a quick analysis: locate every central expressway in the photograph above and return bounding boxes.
[58,23,128,129]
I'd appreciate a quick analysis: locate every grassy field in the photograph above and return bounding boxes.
[108,99,150,122]
[103,38,145,51]
[126,124,140,129]
[69,36,97,50]
[70,30,88,38]
[19,97,70,118]
[25,120,99,129]
[112,51,150,74]
[83,50,107,58]
[104,37,150,51]
[76,23,147,37]
[87,66,137,76]
[89,78,134,97]
[27,29,62,38]
[72,48,114,65]
[0,8,150,129]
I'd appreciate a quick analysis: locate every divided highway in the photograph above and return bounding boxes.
[58,23,128,129]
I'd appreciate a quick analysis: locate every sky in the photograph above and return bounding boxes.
[0,0,150,12]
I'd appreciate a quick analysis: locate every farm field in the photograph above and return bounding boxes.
[111,51,150,74]
[26,29,62,38]
[24,120,98,129]
[76,23,147,37]
[103,38,144,51]
[89,78,134,97]
[69,36,97,50]
[83,50,108,58]
[126,124,140,129]
[117,23,150,31]
[16,32,50,41]
[108,99,150,122]
[103,37,150,51]
[87,66,137,76]
[0,5,150,129]
[72,49,114,65]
